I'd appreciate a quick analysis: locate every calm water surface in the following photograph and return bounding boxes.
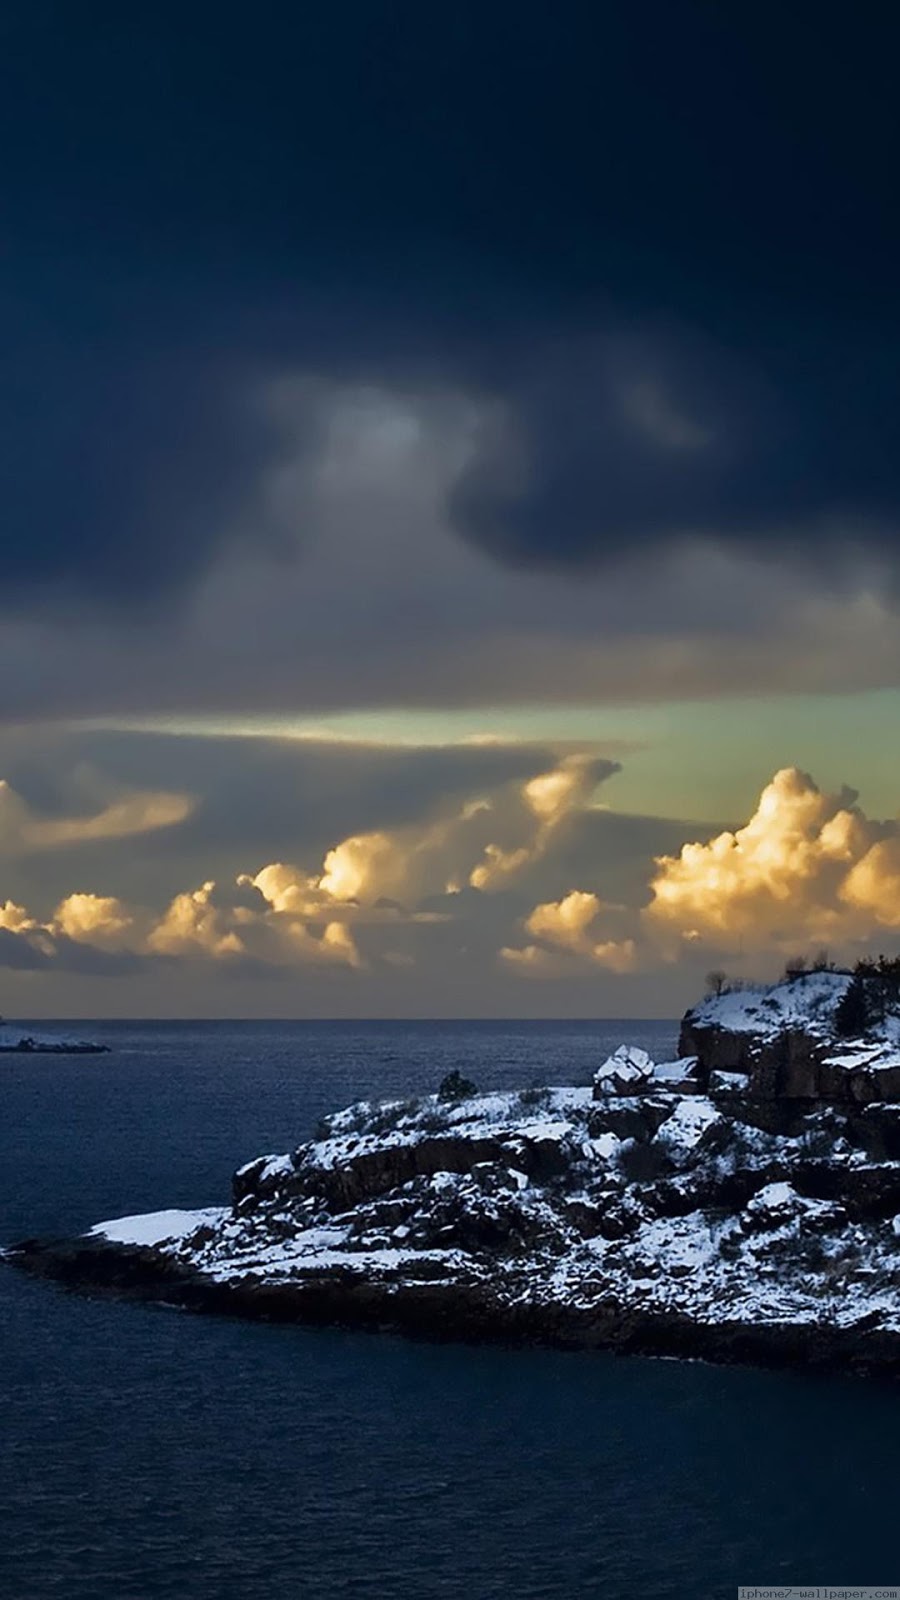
[2,1020,897,1600]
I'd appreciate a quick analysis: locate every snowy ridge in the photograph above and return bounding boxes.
[687,970,853,1041]
[90,1208,228,1248]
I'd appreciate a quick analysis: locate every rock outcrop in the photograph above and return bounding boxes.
[679,970,900,1104]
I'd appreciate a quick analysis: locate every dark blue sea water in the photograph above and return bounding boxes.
[2,1019,897,1600]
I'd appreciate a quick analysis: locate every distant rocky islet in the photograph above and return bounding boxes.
[0,1022,108,1054]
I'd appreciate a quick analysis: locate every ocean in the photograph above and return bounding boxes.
[2,1019,897,1599]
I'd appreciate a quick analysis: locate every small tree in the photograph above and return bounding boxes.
[783,954,808,981]
[706,969,728,998]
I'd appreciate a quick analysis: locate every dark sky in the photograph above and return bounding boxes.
[3,3,899,607]
[1,5,899,1016]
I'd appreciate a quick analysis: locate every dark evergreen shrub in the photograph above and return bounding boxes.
[437,1068,478,1102]
[834,973,869,1037]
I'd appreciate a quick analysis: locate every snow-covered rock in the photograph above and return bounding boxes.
[594,1045,655,1096]
[13,977,900,1374]
[650,1056,701,1091]
[708,1069,750,1094]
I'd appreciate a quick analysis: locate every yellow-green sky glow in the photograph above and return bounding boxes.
[85,686,900,826]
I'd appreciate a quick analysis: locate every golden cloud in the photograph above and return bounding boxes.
[0,753,618,978]
[53,893,134,947]
[0,899,40,933]
[147,883,249,959]
[247,862,322,916]
[646,766,900,952]
[147,879,362,968]
[502,889,637,976]
[469,756,611,890]
[12,758,897,988]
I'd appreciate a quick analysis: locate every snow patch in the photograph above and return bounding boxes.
[89,1208,227,1247]
[690,971,852,1040]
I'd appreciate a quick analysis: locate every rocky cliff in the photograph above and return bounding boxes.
[8,978,900,1376]
[679,970,900,1103]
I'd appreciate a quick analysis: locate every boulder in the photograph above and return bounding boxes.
[593,1045,654,1098]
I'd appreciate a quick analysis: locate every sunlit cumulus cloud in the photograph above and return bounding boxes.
[275,754,618,907]
[0,894,137,966]
[0,878,365,975]
[468,760,612,890]
[3,759,900,991]
[0,900,41,934]
[148,879,363,969]
[501,890,637,977]
[646,767,900,954]
[53,894,134,948]
[0,755,618,978]
[500,766,900,979]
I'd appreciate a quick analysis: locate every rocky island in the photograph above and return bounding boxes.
[9,966,900,1375]
[0,1022,109,1054]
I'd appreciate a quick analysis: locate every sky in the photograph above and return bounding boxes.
[1,3,899,1018]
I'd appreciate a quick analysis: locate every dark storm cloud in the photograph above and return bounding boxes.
[448,330,900,571]
[1,4,899,610]
[0,319,282,608]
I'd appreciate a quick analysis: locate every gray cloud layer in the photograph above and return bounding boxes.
[2,379,898,729]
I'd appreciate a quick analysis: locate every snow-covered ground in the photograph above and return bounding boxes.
[76,1072,900,1345]
[90,1208,228,1248]
[688,970,854,1040]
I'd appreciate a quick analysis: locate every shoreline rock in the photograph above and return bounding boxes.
[8,1229,900,1378]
